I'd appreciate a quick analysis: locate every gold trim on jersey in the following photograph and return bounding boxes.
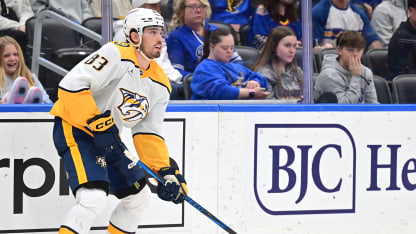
[110,41,139,68]
[141,60,172,94]
[50,88,100,136]
[62,120,88,185]
[111,41,172,93]
[133,133,170,171]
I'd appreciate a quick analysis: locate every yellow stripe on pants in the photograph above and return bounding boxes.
[108,223,130,234]
[58,226,76,234]
[62,120,88,184]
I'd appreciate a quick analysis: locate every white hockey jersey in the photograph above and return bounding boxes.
[50,41,172,170]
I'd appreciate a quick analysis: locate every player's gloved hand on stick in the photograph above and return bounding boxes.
[87,110,126,154]
[157,167,188,204]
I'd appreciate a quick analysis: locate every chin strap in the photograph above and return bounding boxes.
[127,37,152,61]
[139,50,152,61]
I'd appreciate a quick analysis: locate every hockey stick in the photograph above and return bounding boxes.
[137,160,237,234]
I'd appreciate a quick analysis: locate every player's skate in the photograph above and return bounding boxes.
[23,86,43,104]
[3,77,29,104]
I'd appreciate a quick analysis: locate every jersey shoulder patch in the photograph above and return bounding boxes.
[110,41,139,67]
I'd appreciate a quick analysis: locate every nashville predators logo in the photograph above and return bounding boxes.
[96,156,107,168]
[117,88,149,122]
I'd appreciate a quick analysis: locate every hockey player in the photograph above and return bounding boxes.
[50,8,188,234]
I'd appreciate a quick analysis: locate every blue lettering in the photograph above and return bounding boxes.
[367,145,401,191]
[402,159,416,190]
[295,145,312,204]
[268,144,343,204]
[312,144,342,193]
[268,145,296,193]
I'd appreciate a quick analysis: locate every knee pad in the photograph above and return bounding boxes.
[109,186,151,232]
[120,186,151,215]
[75,187,108,216]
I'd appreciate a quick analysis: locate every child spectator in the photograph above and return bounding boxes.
[314,31,378,103]
[253,27,303,100]
[0,36,51,104]
[191,28,269,100]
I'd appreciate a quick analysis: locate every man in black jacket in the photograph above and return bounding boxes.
[388,0,416,79]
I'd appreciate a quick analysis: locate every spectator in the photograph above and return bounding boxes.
[191,28,269,100]
[251,0,302,50]
[30,0,92,24]
[88,0,132,18]
[208,0,252,36]
[253,27,303,100]
[371,0,407,47]
[114,1,184,99]
[314,31,378,103]
[0,0,34,63]
[387,0,416,78]
[0,36,51,104]
[312,0,382,49]
[166,0,242,77]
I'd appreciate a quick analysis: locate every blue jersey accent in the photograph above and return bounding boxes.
[167,23,242,77]
[250,4,302,50]
[191,58,267,100]
[209,0,252,25]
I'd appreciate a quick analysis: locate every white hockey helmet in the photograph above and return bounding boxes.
[123,8,164,48]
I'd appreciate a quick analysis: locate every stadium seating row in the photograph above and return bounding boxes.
[24,16,413,104]
[183,73,416,103]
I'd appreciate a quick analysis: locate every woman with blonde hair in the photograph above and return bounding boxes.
[0,36,51,104]
[166,0,241,77]
[253,26,303,100]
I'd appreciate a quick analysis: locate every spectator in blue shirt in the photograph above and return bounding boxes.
[251,0,302,50]
[166,0,241,77]
[208,0,252,35]
[191,28,269,100]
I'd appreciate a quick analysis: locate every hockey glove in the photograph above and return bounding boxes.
[87,110,125,154]
[157,167,188,204]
